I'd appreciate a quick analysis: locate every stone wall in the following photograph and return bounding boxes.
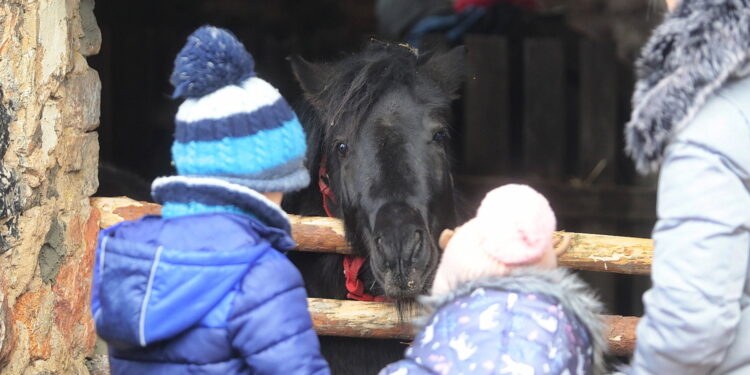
[0,0,101,373]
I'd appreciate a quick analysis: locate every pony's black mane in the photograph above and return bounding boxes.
[315,43,423,138]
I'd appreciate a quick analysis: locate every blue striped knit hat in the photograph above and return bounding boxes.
[168,26,309,193]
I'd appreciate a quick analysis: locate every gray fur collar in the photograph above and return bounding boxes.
[625,0,750,174]
[419,268,607,375]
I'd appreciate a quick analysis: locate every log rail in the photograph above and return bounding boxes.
[93,197,653,275]
[91,197,647,356]
[308,298,638,357]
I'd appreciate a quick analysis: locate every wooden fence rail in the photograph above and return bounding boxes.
[93,197,654,275]
[307,298,638,357]
[91,196,647,356]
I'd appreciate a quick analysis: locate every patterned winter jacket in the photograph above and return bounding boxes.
[91,177,330,375]
[379,268,607,375]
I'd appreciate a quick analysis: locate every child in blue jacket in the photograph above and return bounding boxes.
[91,26,330,375]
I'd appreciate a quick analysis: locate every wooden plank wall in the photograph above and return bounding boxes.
[463,35,510,174]
[523,38,567,179]
[458,33,652,316]
[458,33,650,236]
[578,39,619,186]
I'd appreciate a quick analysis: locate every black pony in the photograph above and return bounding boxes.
[283,41,465,375]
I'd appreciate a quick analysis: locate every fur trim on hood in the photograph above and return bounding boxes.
[418,267,608,375]
[625,0,750,174]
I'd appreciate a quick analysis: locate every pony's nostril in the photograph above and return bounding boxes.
[409,230,424,261]
[375,237,384,252]
[409,230,422,251]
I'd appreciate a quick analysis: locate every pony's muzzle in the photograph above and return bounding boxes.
[372,202,436,299]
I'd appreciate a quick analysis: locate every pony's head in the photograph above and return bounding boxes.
[291,42,464,300]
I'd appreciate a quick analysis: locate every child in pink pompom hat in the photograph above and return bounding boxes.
[432,184,559,295]
[380,184,608,375]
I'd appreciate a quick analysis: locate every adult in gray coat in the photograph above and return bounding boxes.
[625,0,750,374]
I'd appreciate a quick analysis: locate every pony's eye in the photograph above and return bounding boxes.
[336,142,349,157]
[433,130,449,145]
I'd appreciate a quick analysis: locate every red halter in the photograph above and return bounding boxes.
[318,156,389,302]
[317,156,338,219]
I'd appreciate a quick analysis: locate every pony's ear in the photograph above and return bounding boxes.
[290,55,333,97]
[420,45,466,96]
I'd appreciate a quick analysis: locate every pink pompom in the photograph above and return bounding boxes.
[475,184,556,265]
[432,184,557,295]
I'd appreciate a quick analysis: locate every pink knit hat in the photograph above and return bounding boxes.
[475,184,556,264]
[431,184,557,295]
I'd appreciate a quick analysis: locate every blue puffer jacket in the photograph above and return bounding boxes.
[91,177,330,375]
[379,269,607,375]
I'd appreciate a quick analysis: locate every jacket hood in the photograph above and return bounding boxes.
[151,175,293,234]
[625,0,750,174]
[91,213,295,348]
[419,267,608,375]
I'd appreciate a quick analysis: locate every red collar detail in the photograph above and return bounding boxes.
[318,156,389,302]
[318,155,338,218]
[343,256,389,302]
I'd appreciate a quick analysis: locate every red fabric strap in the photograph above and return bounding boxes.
[318,156,388,302]
[318,158,338,218]
[342,255,389,302]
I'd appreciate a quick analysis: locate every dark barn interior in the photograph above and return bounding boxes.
[90,0,664,318]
